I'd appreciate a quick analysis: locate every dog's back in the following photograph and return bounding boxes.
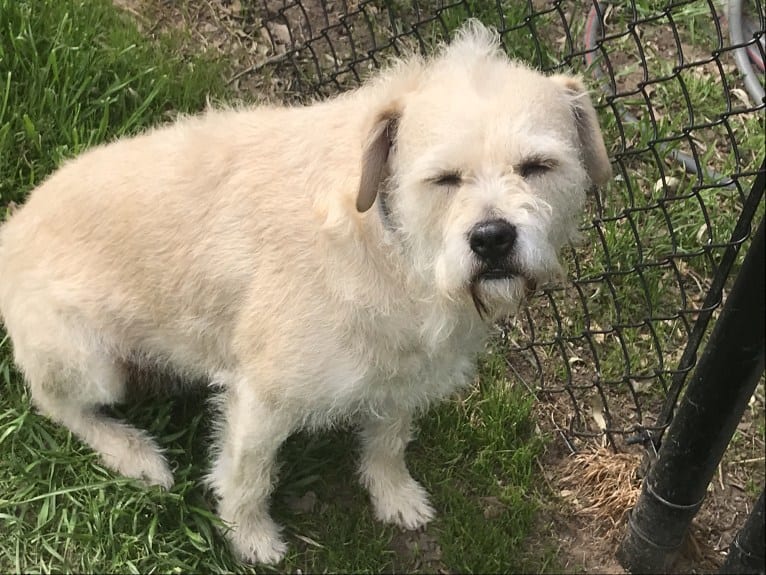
[0,95,381,491]
[0,100,369,371]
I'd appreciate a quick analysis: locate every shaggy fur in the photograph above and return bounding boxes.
[0,21,610,564]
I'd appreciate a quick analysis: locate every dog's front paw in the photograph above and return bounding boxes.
[371,478,436,530]
[226,515,287,565]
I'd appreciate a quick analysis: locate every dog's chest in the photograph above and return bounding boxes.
[357,312,487,406]
[290,299,489,424]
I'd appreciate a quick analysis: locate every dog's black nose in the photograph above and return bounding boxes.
[469,219,517,263]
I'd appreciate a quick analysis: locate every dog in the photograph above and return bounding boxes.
[0,21,610,564]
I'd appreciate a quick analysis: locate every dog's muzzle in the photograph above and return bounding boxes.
[468,218,537,292]
[469,218,518,276]
[466,218,539,318]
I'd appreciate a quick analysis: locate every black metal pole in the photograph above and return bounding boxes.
[616,215,766,573]
[720,487,765,575]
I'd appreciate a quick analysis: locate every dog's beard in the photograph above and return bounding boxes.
[469,278,490,319]
[468,264,537,320]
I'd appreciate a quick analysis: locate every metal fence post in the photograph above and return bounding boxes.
[616,214,766,573]
[720,487,765,575]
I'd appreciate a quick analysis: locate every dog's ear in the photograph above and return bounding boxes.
[551,75,612,187]
[357,113,399,213]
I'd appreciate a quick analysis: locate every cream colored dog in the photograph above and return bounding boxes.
[0,21,610,564]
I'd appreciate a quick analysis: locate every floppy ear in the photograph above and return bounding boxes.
[356,113,399,213]
[550,75,612,187]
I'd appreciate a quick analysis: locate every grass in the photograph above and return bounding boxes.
[0,0,228,205]
[1,353,546,572]
[0,1,551,573]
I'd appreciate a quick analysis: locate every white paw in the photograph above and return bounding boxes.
[102,445,174,489]
[226,515,287,565]
[371,478,436,530]
[138,463,174,490]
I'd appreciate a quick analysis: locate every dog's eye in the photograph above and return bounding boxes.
[517,159,555,178]
[432,172,463,187]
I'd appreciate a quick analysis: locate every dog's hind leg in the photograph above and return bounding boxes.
[358,409,435,530]
[12,327,174,489]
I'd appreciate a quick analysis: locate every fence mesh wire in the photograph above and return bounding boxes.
[240,0,765,451]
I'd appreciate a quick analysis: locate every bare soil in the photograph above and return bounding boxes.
[511,344,764,574]
[113,2,765,572]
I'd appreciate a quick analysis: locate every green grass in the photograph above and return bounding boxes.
[0,0,228,206]
[0,352,547,572]
[0,1,552,572]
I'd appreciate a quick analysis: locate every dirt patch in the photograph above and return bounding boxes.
[389,529,448,574]
[512,347,764,574]
[112,0,296,101]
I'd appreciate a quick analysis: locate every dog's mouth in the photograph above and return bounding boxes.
[477,268,514,280]
[475,267,537,290]
[469,266,538,319]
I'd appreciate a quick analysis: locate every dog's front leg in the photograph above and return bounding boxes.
[208,384,294,565]
[358,409,435,530]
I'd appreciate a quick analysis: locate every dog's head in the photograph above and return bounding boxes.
[357,21,611,319]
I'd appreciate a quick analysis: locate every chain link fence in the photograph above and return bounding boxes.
[239,0,765,451]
